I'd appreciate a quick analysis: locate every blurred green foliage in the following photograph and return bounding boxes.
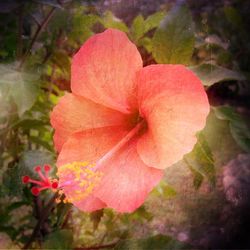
[152,4,194,65]
[0,0,249,249]
[214,106,250,152]
[190,63,246,86]
[185,132,216,189]
[114,234,190,250]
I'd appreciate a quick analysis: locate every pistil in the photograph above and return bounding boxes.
[96,119,145,167]
[22,165,58,196]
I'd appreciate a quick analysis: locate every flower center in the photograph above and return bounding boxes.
[58,114,147,204]
[96,118,146,167]
[127,110,140,127]
[57,161,103,203]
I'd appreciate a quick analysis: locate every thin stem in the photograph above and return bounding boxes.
[37,170,47,182]
[28,179,44,186]
[19,7,56,69]
[34,196,42,220]
[95,119,145,168]
[22,192,59,249]
[42,28,63,65]
[98,215,119,244]
[16,4,24,59]
[61,203,72,229]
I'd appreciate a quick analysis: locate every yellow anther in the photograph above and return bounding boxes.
[58,161,103,204]
[79,180,87,187]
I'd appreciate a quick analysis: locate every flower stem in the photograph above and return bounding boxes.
[22,192,59,249]
[96,119,145,167]
[19,7,56,69]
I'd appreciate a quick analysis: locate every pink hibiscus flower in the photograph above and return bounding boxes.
[50,28,209,213]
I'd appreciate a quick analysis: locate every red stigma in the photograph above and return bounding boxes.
[52,181,58,189]
[22,164,59,196]
[31,187,40,196]
[44,165,51,172]
[22,176,30,184]
[34,166,41,172]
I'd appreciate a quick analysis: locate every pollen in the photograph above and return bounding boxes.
[58,161,103,203]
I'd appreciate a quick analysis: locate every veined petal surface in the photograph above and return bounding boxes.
[71,29,143,114]
[137,65,210,169]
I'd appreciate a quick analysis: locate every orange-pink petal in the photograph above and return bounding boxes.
[56,126,128,212]
[94,139,164,212]
[71,28,143,114]
[74,196,106,212]
[50,93,126,152]
[137,65,210,169]
[56,126,163,212]
[58,160,106,212]
[56,126,128,166]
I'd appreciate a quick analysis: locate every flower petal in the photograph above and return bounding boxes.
[74,196,106,212]
[71,28,143,114]
[50,93,126,152]
[137,65,210,169]
[57,126,163,213]
[58,160,106,212]
[57,126,128,212]
[94,139,163,212]
[56,126,128,166]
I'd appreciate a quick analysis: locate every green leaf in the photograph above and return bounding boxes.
[0,64,39,116]
[121,206,153,225]
[13,119,48,130]
[127,206,153,222]
[102,11,129,32]
[189,64,245,86]
[144,11,165,33]
[152,5,194,64]
[49,9,69,33]
[188,165,204,190]
[204,34,229,50]
[214,106,250,152]
[56,203,72,228]
[130,12,165,43]
[151,181,177,198]
[130,15,145,42]
[2,165,23,197]
[90,209,104,231]
[70,12,99,44]
[138,37,153,53]
[6,201,29,213]
[29,136,54,152]
[42,229,73,250]
[51,50,71,73]
[2,151,55,197]
[1,151,55,198]
[18,150,55,178]
[114,235,190,250]
[185,133,216,187]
